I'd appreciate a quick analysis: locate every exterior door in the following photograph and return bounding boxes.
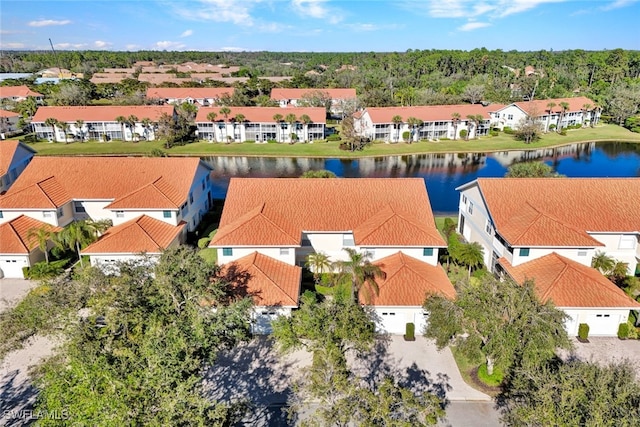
[586,313,621,336]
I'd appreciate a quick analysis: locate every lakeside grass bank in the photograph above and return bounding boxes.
[18,124,640,158]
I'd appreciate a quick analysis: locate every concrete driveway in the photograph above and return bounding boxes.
[559,336,640,378]
[0,279,38,313]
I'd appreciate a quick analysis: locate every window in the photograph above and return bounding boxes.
[462,195,467,205]
[222,248,233,256]
[0,211,3,219]
[57,208,64,218]
[43,211,52,218]
[189,193,194,204]
[467,203,473,214]
[485,220,492,235]
[365,249,375,258]
[343,234,355,247]
[115,211,124,218]
[619,235,637,250]
[519,248,530,257]
[577,250,588,257]
[74,201,85,213]
[423,248,433,256]
[163,210,171,218]
[280,248,290,256]
[507,114,514,120]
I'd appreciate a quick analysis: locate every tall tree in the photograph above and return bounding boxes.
[126,115,139,141]
[545,102,556,132]
[27,226,54,263]
[456,242,484,278]
[272,113,284,143]
[406,116,423,143]
[74,119,85,141]
[334,248,385,304]
[451,112,461,140]
[391,115,403,143]
[115,115,127,141]
[54,219,110,267]
[233,113,246,142]
[206,111,218,142]
[284,113,297,142]
[591,250,615,275]
[140,117,153,141]
[557,101,570,133]
[424,276,571,376]
[44,117,60,141]
[305,252,332,284]
[299,113,312,142]
[219,106,231,142]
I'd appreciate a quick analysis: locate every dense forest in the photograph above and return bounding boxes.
[1,49,639,125]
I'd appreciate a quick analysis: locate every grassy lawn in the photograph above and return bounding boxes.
[434,215,457,236]
[450,346,501,397]
[20,124,640,158]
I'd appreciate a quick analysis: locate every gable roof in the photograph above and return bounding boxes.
[0,140,35,177]
[362,104,504,123]
[270,88,356,100]
[467,178,640,247]
[146,87,234,99]
[499,253,640,309]
[0,85,43,98]
[195,106,326,123]
[221,252,301,307]
[81,215,184,255]
[0,215,61,254]
[497,96,596,115]
[0,157,207,210]
[0,110,20,118]
[32,105,174,123]
[210,178,445,247]
[365,252,455,306]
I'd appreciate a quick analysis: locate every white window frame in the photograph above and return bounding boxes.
[115,211,124,218]
[468,203,474,214]
[279,248,290,256]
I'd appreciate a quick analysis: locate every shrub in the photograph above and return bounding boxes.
[491,127,501,133]
[618,323,629,339]
[627,320,639,339]
[503,126,514,134]
[489,130,499,137]
[243,139,255,144]
[560,129,567,136]
[26,259,69,279]
[459,129,468,139]
[326,134,341,141]
[149,148,166,157]
[404,322,415,341]
[267,139,278,144]
[197,248,217,265]
[442,218,457,237]
[549,124,556,130]
[402,131,411,142]
[578,323,590,340]
[197,237,211,249]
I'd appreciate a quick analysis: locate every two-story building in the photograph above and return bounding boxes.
[31,105,175,142]
[195,106,326,143]
[0,140,35,193]
[456,178,640,335]
[209,178,454,334]
[270,88,357,117]
[146,87,235,107]
[0,157,212,271]
[354,104,502,143]
[0,85,44,105]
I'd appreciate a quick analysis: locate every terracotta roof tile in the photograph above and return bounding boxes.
[363,104,504,123]
[508,96,596,115]
[222,252,301,307]
[106,176,184,209]
[195,106,326,123]
[0,111,20,118]
[0,85,43,98]
[210,178,445,247]
[474,178,640,246]
[499,253,640,308]
[365,252,455,306]
[146,87,234,99]
[270,88,356,100]
[0,157,205,210]
[81,215,185,254]
[0,215,61,254]
[32,105,174,123]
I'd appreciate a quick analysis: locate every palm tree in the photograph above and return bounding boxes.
[115,115,127,140]
[219,107,231,142]
[592,251,615,274]
[391,115,402,143]
[406,117,422,143]
[557,102,570,133]
[127,115,139,141]
[546,102,556,132]
[285,113,298,142]
[27,226,54,263]
[457,242,484,278]
[335,248,385,304]
[58,122,70,143]
[206,111,218,142]
[75,119,85,141]
[44,117,59,141]
[451,112,461,140]
[300,114,312,142]
[140,118,152,141]
[467,114,484,139]
[305,252,332,284]
[233,113,246,142]
[273,113,284,143]
[581,103,592,127]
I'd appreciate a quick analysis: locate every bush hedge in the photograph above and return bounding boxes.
[578,323,590,340]
[618,322,629,339]
[404,322,415,341]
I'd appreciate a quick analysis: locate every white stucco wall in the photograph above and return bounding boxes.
[510,247,596,267]
[373,307,428,335]
[562,308,631,336]
[589,233,639,275]
[251,307,292,334]
[216,247,297,266]
[0,254,31,278]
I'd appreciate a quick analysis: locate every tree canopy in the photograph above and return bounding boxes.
[505,161,564,178]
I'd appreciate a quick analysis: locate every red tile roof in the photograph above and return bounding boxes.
[472,178,640,246]
[32,105,174,123]
[365,252,455,306]
[0,157,205,210]
[0,215,61,254]
[499,253,640,309]
[0,110,20,118]
[81,215,185,255]
[221,252,301,307]
[363,104,504,123]
[195,106,326,123]
[0,85,43,98]
[146,87,234,100]
[270,88,356,100]
[507,96,597,115]
[210,178,444,247]
[0,140,35,177]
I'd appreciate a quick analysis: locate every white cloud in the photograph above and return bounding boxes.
[221,46,249,52]
[155,40,186,50]
[498,0,566,18]
[180,29,193,37]
[94,40,112,48]
[171,0,258,26]
[125,44,141,51]
[54,43,88,49]
[458,21,491,31]
[405,0,569,19]
[345,23,404,32]
[1,42,26,49]
[601,0,639,11]
[28,19,71,27]
[291,0,342,23]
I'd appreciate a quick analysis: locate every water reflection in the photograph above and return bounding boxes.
[203,141,640,214]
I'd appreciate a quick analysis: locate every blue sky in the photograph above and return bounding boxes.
[1,1,639,52]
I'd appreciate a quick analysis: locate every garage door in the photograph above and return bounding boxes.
[252,310,280,335]
[586,313,621,336]
[0,259,27,279]
[377,311,406,335]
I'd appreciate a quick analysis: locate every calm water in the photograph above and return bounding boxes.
[203,141,640,214]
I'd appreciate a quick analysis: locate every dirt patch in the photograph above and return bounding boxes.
[468,367,502,397]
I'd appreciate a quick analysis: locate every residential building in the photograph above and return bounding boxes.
[0,140,35,193]
[354,104,502,143]
[270,88,357,116]
[31,105,174,142]
[0,215,61,278]
[0,85,44,104]
[146,87,234,107]
[490,96,600,132]
[210,178,453,334]
[195,106,326,143]
[456,178,640,335]
[0,157,213,234]
[0,111,22,137]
